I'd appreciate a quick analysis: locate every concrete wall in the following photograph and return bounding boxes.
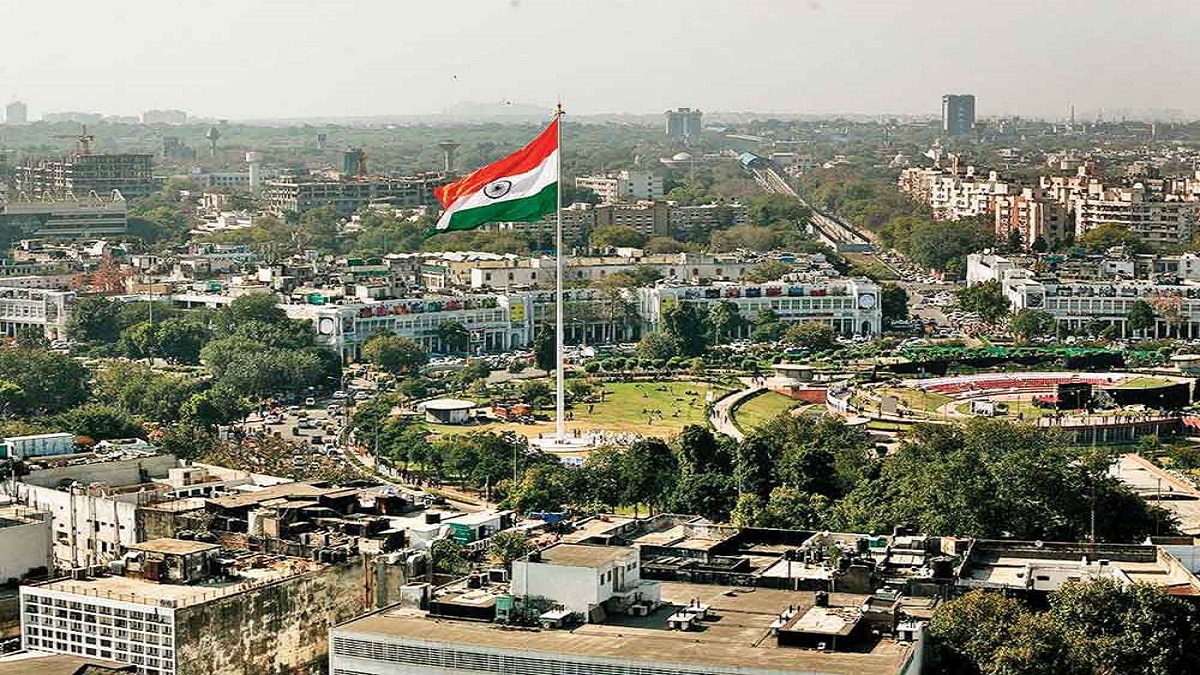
[510,562,599,616]
[174,561,370,675]
[11,484,138,568]
[0,516,50,582]
[21,454,179,488]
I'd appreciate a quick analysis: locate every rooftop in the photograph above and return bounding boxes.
[29,556,322,609]
[206,482,328,510]
[336,582,909,675]
[127,538,219,556]
[0,651,135,674]
[536,543,637,569]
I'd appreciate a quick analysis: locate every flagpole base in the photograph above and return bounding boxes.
[529,435,596,455]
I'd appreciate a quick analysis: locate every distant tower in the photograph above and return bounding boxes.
[316,133,328,150]
[342,148,367,177]
[204,126,221,157]
[245,151,263,193]
[941,94,976,135]
[438,141,460,174]
[4,100,27,125]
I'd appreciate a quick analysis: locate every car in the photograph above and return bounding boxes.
[326,404,342,414]
[332,390,348,400]
[304,397,316,407]
[286,405,300,412]
[264,415,282,425]
[354,391,371,401]
[298,419,315,430]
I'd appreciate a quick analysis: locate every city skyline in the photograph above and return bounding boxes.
[2,0,1198,121]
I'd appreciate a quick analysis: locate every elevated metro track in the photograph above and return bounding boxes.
[742,153,874,253]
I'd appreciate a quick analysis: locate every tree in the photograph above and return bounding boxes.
[744,260,793,283]
[706,300,742,343]
[505,465,570,514]
[1010,309,1056,343]
[1079,223,1149,254]
[437,320,470,354]
[734,434,774,498]
[589,225,646,249]
[783,321,838,351]
[55,404,143,441]
[749,194,811,226]
[155,423,219,461]
[181,386,251,430]
[581,446,625,510]
[836,419,1174,541]
[66,296,122,344]
[14,326,48,349]
[928,590,1070,675]
[0,348,90,414]
[533,326,555,372]
[519,380,553,410]
[750,309,786,343]
[222,292,287,327]
[363,334,428,374]
[957,280,1011,324]
[756,487,832,530]
[636,331,678,361]
[620,438,679,516]
[670,473,737,521]
[429,539,468,576]
[709,225,778,252]
[660,299,708,357]
[675,425,731,476]
[1127,299,1156,337]
[0,380,25,418]
[1052,578,1200,675]
[488,531,530,568]
[156,319,211,364]
[644,236,686,254]
[880,283,908,328]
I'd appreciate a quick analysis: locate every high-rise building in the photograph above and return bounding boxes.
[665,108,703,139]
[5,101,27,125]
[941,94,976,135]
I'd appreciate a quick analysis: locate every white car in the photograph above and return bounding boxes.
[264,415,282,425]
[304,397,316,407]
[332,390,348,399]
[354,391,371,401]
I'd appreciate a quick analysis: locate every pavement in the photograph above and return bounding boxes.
[710,384,765,441]
[1113,453,1200,535]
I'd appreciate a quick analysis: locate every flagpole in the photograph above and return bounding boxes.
[554,103,566,442]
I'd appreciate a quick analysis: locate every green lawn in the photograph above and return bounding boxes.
[425,379,730,439]
[879,387,953,413]
[1116,376,1175,389]
[733,391,804,431]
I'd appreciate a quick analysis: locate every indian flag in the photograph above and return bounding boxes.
[431,118,559,233]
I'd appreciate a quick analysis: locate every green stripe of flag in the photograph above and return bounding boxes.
[433,182,558,234]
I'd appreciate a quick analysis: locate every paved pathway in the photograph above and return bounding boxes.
[710,385,765,441]
[1113,453,1200,535]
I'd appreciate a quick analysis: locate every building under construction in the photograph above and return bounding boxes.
[262,172,449,217]
[15,152,157,199]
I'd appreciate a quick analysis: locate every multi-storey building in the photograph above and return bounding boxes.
[0,287,73,339]
[642,278,882,338]
[19,539,369,675]
[0,191,128,240]
[993,187,1072,248]
[262,174,447,216]
[575,170,663,203]
[969,252,1200,338]
[941,94,975,135]
[1074,185,1197,248]
[665,107,703,139]
[16,154,156,199]
[4,101,28,125]
[482,201,748,242]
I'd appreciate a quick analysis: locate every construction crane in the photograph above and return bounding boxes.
[52,124,95,155]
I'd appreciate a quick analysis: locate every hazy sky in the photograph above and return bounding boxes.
[3,0,1196,120]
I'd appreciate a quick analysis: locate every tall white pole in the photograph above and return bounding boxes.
[555,104,566,442]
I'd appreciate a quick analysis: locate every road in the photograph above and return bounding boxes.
[1112,453,1200,535]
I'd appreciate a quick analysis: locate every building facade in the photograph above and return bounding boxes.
[0,192,128,240]
[665,108,703,139]
[262,174,447,216]
[575,171,664,203]
[941,94,975,135]
[4,101,27,125]
[16,154,156,199]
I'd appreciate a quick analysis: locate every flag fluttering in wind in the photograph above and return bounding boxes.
[431,118,559,234]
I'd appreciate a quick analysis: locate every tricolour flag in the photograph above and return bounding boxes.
[431,118,558,234]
